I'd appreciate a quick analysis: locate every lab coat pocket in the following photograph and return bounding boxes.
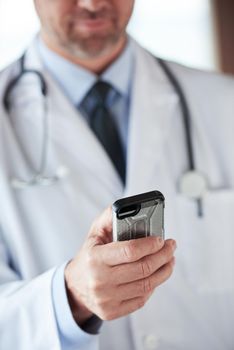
[176,189,234,293]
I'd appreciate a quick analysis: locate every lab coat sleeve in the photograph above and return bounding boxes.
[0,235,99,350]
[52,261,101,349]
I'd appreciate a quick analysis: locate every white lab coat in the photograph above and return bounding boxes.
[0,39,234,350]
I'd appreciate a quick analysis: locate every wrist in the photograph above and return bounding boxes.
[65,260,93,326]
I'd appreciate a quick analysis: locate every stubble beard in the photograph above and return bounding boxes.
[54,9,124,59]
[59,31,123,59]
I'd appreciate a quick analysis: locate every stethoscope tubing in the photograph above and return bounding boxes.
[4,54,48,112]
[156,58,195,171]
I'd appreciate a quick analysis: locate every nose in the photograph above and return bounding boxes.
[77,0,106,12]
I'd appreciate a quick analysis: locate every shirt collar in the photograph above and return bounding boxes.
[37,37,134,106]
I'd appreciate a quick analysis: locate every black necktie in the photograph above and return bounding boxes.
[80,81,126,184]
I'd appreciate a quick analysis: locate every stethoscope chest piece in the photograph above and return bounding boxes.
[10,166,69,190]
[179,170,207,199]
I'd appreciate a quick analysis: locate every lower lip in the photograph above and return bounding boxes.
[77,18,111,31]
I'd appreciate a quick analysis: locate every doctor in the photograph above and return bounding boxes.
[0,0,234,349]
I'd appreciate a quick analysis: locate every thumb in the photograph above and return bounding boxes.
[88,206,113,246]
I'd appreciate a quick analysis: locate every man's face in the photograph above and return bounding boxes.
[34,0,135,58]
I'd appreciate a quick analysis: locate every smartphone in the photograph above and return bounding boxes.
[112,190,165,241]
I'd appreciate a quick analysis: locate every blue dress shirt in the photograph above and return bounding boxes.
[37,38,135,349]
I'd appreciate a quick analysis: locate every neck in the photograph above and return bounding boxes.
[41,34,127,75]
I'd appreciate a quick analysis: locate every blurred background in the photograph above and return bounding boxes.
[0,0,233,74]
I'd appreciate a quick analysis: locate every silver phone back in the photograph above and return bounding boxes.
[113,197,164,242]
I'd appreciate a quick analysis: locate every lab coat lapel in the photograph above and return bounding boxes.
[125,44,179,195]
[47,76,123,196]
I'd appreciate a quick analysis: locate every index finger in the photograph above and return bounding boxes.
[95,236,165,266]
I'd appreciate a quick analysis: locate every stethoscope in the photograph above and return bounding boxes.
[3,54,69,190]
[3,53,207,216]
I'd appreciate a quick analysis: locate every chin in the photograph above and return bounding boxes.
[66,35,121,59]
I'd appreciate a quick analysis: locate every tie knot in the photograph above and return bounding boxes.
[80,81,114,118]
[93,81,112,104]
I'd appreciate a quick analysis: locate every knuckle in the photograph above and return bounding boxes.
[163,263,174,282]
[122,241,137,261]
[152,238,161,252]
[89,279,103,293]
[135,280,144,295]
[140,257,153,278]
[159,254,167,268]
[143,277,153,294]
[86,250,96,268]
[163,243,174,260]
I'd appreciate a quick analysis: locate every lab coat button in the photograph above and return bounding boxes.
[143,334,159,349]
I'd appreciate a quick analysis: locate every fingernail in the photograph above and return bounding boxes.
[172,257,176,266]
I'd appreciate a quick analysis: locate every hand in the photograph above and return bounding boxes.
[65,207,177,325]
